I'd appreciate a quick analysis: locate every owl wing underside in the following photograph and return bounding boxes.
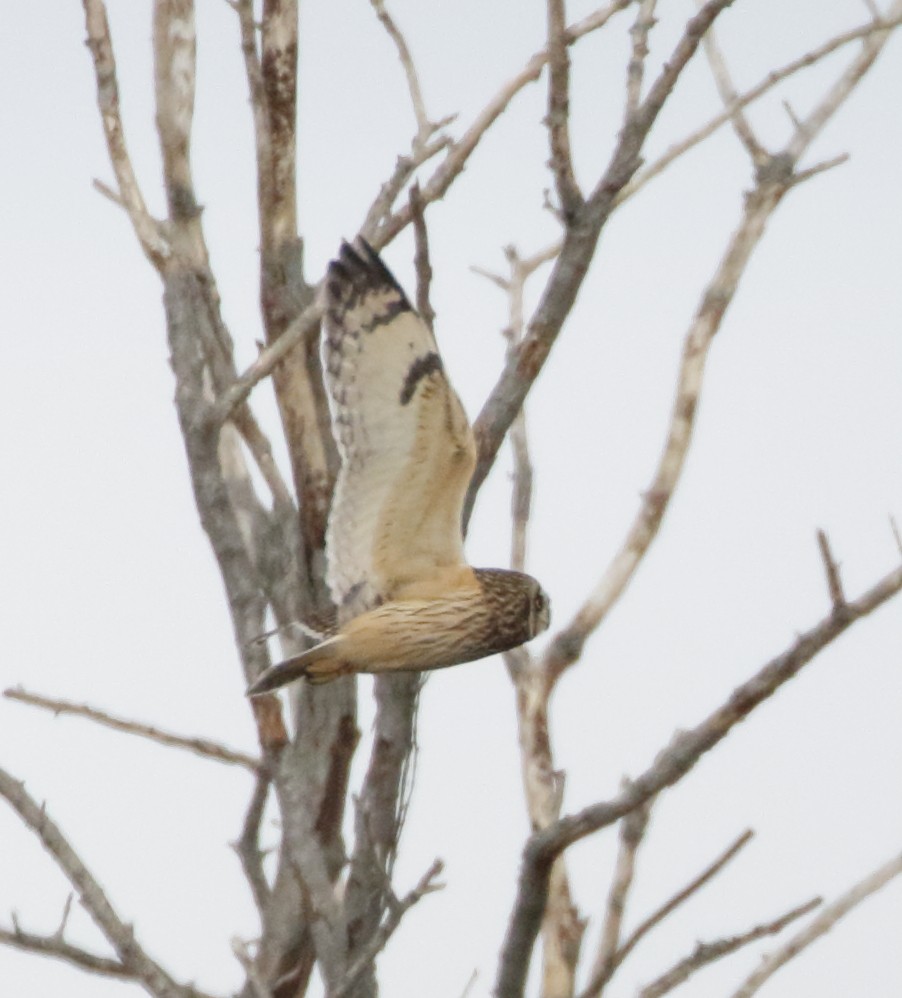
[323,240,477,611]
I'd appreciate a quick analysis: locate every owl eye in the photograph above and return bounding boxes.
[533,591,545,612]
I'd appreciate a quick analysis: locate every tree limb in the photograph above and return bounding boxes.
[639,897,821,998]
[234,769,273,913]
[729,849,902,998]
[583,793,653,996]
[785,0,902,163]
[624,0,658,118]
[542,164,785,683]
[816,529,847,611]
[3,688,261,771]
[546,0,584,218]
[696,0,767,165]
[375,0,637,246]
[466,0,736,528]
[494,559,902,998]
[0,921,131,980]
[370,0,430,135]
[82,0,170,267]
[605,828,754,983]
[621,13,902,204]
[0,768,204,998]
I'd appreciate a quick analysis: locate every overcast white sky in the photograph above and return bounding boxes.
[2,2,901,997]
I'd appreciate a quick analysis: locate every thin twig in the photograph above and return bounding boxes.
[584,791,653,997]
[546,0,584,218]
[785,0,902,163]
[234,769,273,913]
[624,0,658,117]
[890,515,902,559]
[465,0,737,529]
[331,859,445,998]
[213,300,322,422]
[816,529,847,610]
[639,897,821,998]
[375,0,636,245]
[0,922,131,980]
[696,0,767,164]
[611,828,754,976]
[620,14,902,205]
[371,0,430,134]
[729,849,902,998]
[4,688,261,772]
[409,183,435,331]
[543,162,786,683]
[82,0,170,266]
[494,559,902,998]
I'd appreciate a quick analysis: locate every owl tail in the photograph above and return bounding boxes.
[246,637,346,696]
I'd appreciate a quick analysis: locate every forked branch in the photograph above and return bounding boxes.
[82,0,170,266]
[729,849,902,998]
[494,559,902,998]
[0,768,206,998]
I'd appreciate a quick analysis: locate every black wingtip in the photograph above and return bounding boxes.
[324,238,410,309]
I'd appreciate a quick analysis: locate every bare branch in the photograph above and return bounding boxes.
[234,769,273,913]
[546,0,584,218]
[788,151,849,186]
[82,0,170,266]
[786,0,902,163]
[466,0,736,528]
[153,0,199,222]
[359,134,453,242]
[816,529,847,611]
[376,0,636,245]
[259,0,299,255]
[0,767,203,998]
[0,922,131,981]
[695,0,767,164]
[331,860,445,998]
[494,559,902,998]
[891,515,902,559]
[543,164,786,682]
[92,176,125,207]
[729,849,902,998]
[213,300,322,421]
[409,183,435,331]
[621,14,902,204]
[624,1,658,118]
[473,247,583,998]
[370,0,430,135]
[639,897,821,998]
[4,688,261,772]
[610,828,754,977]
[584,793,652,996]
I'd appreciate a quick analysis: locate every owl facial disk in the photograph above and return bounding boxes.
[529,584,551,638]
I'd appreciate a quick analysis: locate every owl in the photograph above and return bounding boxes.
[247,239,550,692]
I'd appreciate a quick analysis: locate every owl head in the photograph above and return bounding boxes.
[474,568,551,651]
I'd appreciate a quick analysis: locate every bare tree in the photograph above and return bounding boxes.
[3,2,902,997]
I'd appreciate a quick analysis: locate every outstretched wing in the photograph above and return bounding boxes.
[322,240,476,612]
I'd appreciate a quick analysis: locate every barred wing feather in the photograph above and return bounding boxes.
[322,240,476,614]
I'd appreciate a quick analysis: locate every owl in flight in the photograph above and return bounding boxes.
[247,239,550,693]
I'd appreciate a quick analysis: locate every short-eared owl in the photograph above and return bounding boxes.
[248,240,549,692]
